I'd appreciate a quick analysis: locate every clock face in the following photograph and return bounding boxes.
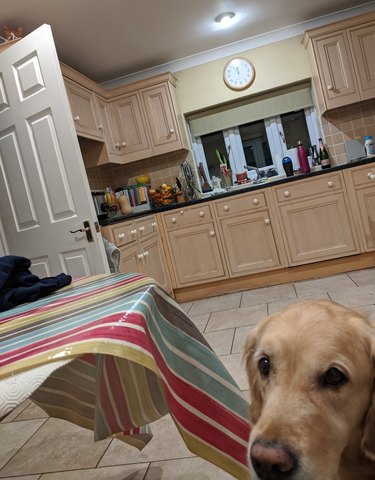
[223,57,255,91]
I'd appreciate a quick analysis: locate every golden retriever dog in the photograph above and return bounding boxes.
[244,300,375,480]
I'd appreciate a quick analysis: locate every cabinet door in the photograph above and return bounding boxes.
[314,31,360,109]
[119,243,141,274]
[141,83,181,155]
[139,235,171,292]
[279,193,359,266]
[112,92,153,162]
[219,211,282,276]
[354,186,375,251]
[349,22,375,100]
[167,223,227,287]
[64,79,104,140]
[95,96,121,157]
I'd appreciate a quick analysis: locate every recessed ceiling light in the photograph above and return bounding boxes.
[215,12,235,26]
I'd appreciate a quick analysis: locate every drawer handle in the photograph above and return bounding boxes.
[223,205,229,211]
[284,191,290,197]
[139,226,145,232]
[368,172,375,180]
[98,124,103,131]
[169,128,175,134]
[114,142,120,149]
[327,84,334,91]
[118,233,125,239]
[121,141,127,147]
[209,231,215,237]
[143,251,149,256]
[253,198,259,205]
[73,115,80,122]
[131,229,137,235]
[137,253,144,259]
[327,181,334,188]
[180,210,184,215]
[171,217,176,223]
[151,222,157,227]
[199,211,205,217]
[264,218,270,225]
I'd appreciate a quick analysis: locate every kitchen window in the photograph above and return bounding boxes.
[188,83,321,184]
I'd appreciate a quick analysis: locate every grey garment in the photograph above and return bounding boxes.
[102,238,120,273]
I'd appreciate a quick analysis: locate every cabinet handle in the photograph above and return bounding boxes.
[73,115,80,122]
[121,141,127,147]
[169,128,175,135]
[118,233,125,239]
[223,205,229,211]
[171,217,176,223]
[284,191,290,197]
[209,231,215,237]
[264,218,270,225]
[327,181,334,188]
[180,210,184,215]
[327,84,334,91]
[367,172,375,180]
[253,198,259,205]
[139,226,145,232]
[199,211,205,217]
[131,229,137,235]
[151,222,157,227]
[143,251,149,256]
[137,253,144,259]
[98,124,103,131]
[114,142,120,149]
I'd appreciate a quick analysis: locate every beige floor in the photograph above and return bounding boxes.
[1,268,375,480]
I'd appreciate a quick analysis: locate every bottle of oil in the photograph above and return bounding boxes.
[319,138,331,169]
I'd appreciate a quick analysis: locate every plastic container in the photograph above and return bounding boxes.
[296,141,310,174]
[364,136,375,156]
[282,157,294,177]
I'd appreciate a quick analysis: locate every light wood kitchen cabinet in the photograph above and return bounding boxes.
[213,190,285,276]
[64,78,104,140]
[101,214,171,293]
[344,163,375,252]
[272,172,360,266]
[303,12,375,112]
[160,204,228,287]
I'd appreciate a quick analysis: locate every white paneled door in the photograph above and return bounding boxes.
[0,25,109,278]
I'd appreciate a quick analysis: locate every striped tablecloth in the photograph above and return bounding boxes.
[0,273,251,479]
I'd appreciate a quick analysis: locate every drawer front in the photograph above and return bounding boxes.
[112,221,137,247]
[163,204,213,229]
[134,214,157,238]
[274,172,342,203]
[215,191,266,217]
[348,163,375,187]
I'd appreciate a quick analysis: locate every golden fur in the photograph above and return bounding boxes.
[244,300,375,480]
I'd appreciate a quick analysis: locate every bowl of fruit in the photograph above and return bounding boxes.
[148,183,177,207]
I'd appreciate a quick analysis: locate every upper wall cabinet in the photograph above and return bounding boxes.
[64,78,104,141]
[303,12,375,113]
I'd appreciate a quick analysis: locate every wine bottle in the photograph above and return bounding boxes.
[311,145,320,166]
[319,138,331,169]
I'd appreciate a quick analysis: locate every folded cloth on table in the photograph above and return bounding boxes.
[102,238,120,273]
[0,255,71,312]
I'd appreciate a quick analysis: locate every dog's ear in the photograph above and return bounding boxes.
[361,326,375,461]
[243,328,263,425]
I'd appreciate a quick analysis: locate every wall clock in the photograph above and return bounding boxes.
[223,57,255,91]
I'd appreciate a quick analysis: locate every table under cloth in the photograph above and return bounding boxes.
[0,272,251,479]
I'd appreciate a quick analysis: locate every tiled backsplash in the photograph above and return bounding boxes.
[86,149,190,190]
[321,98,375,165]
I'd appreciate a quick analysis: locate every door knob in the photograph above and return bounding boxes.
[69,220,93,242]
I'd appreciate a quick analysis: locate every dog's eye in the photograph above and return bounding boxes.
[322,367,348,387]
[258,357,271,377]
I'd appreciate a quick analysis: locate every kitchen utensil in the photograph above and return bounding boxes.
[198,162,212,192]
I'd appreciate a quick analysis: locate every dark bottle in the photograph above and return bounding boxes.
[319,138,331,169]
[310,145,320,167]
[296,140,310,173]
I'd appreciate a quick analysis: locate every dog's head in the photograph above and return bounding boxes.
[244,300,375,480]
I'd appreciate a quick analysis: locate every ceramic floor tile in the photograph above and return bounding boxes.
[267,294,331,315]
[205,304,267,332]
[348,268,375,287]
[188,313,210,332]
[178,301,193,314]
[0,418,111,477]
[232,325,255,355]
[219,353,248,391]
[241,283,296,307]
[188,292,242,316]
[203,328,234,356]
[40,464,149,480]
[1,401,31,424]
[294,274,356,297]
[358,305,375,321]
[14,402,49,422]
[99,415,193,467]
[0,419,46,471]
[144,457,234,479]
[0,477,40,480]
[328,285,375,308]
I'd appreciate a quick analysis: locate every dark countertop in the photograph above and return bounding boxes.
[99,156,375,226]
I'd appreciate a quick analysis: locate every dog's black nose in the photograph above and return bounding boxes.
[250,439,296,479]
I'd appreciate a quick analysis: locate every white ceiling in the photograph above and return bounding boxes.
[2,0,375,85]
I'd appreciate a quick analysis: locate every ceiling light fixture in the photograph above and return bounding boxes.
[215,12,235,26]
